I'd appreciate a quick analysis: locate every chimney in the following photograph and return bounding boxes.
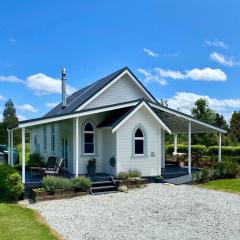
[61,67,67,108]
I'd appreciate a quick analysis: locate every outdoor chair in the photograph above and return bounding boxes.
[43,158,64,176]
[29,156,58,176]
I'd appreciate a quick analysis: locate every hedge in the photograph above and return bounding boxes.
[166,145,240,157]
[166,145,207,156]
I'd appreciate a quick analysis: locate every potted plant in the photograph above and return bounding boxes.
[87,158,96,175]
[155,175,164,183]
[109,157,116,174]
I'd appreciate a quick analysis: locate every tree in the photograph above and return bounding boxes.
[215,113,228,131]
[191,98,216,124]
[191,98,217,146]
[0,99,20,144]
[159,99,168,107]
[228,111,240,145]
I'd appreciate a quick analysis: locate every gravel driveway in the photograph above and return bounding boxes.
[26,184,240,240]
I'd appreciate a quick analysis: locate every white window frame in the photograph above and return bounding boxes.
[83,122,95,155]
[134,128,145,156]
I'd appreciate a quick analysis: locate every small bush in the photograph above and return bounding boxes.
[213,161,240,179]
[28,153,44,167]
[201,168,209,182]
[117,172,129,180]
[128,169,142,178]
[4,173,24,200]
[71,177,91,191]
[0,164,17,189]
[42,176,73,191]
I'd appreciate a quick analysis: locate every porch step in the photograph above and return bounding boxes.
[90,177,118,195]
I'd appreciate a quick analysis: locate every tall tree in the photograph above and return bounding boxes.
[0,99,20,144]
[215,113,228,130]
[191,98,216,124]
[228,111,240,145]
[191,98,217,146]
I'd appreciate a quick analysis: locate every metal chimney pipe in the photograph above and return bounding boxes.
[61,67,67,108]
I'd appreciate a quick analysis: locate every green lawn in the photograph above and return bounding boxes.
[0,196,60,240]
[201,179,240,193]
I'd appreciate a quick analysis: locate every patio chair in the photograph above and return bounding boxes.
[43,158,64,176]
[29,156,58,176]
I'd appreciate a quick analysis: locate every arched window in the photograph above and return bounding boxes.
[84,122,94,154]
[134,128,144,155]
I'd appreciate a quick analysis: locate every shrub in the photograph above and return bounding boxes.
[117,172,129,180]
[4,173,24,200]
[0,164,17,189]
[71,177,91,191]
[42,176,73,191]
[128,169,142,178]
[201,168,209,182]
[207,146,240,157]
[213,161,240,179]
[28,153,44,167]
[166,144,207,156]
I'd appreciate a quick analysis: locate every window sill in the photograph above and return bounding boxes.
[131,154,148,159]
[80,154,99,158]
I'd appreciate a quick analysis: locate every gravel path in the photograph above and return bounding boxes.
[26,184,240,240]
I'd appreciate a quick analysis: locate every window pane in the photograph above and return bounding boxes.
[85,122,93,131]
[85,133,94,143]
[135,140,143,154]
[135,128,143,137]
[85,143,94,153]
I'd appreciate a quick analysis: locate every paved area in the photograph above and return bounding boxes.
[25,184,240,240]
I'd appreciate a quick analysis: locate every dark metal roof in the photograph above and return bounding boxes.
[97,107,133,128]
[44,67,157,118]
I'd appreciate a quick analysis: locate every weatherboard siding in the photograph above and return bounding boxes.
[116,106,162,176]
[102,129,116,174]
[83,75,149,110]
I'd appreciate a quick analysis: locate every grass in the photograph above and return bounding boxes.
[0,195,61,240]
[201,179,240,193]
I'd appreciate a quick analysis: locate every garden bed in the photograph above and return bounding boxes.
[32,188,88,202]
[118,178,148,189]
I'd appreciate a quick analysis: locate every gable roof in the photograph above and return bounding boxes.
[44,67,158,118]
[112,100,171,134]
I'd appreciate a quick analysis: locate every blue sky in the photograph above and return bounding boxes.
[0,0,240,121]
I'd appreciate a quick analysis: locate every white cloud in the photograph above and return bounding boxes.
[143,48,159,57]
[0,94,6,101]
[0,75,25,84]
[205,40,227,49]
[26,73,77,95]
[17,114,27,121]
[45,102,59,108]
[210,52,239,67]
[155,67,186,79]
[17,104,38,113]
[186,67,227,81]
[138,67,227,83]
[137,68,167,86]
[167,92,240,121]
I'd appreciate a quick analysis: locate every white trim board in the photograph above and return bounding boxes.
[112,101,171,134]
[18,101,139,129]
[75,69,157,111]
[149,102,227,133]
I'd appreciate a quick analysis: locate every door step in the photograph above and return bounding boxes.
[90,177,118,195]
